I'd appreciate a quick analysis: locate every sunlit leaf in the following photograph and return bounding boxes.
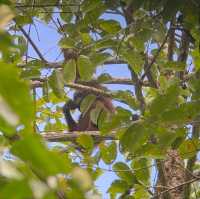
[80,94,96,116]
[49,70,65,98]
[0,62,33,127]
[76,134,94,151]
[108,180,129,199]
[0,179,32,199]
[63,59,76,83]
[121,122,149,153]
[113,162,137,185]
[71,167,92,191]
[100,141,117,164]
[99,19,121,34]
[11,134,72,177]
[77,55,95,80]
[0,5,14,29]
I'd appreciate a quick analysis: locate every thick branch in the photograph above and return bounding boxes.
[31,78,152,89]
[184,121,200,199]
[31,79,112,96]
[66,82,112,97]
[41,131,116,142]
[155,160,171,199]
[167,19,176,61]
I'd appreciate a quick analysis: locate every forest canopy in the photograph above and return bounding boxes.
[0,0,200,198]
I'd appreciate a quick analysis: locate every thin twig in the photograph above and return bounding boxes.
[151,176,200,199]
[15,3,79,8]
[19,58,127,68]
[14,20,46,62]
[141,30,170,81]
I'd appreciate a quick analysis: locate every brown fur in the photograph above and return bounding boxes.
[63,83,115,131]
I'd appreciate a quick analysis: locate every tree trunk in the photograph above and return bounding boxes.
[156,150,185,199]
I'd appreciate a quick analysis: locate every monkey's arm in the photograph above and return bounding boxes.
[63,100,78,131]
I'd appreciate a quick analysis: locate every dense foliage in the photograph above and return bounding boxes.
[0,0,200,198]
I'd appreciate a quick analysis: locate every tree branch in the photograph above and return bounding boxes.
[15,20,47,62]
[18,59,127,69]
[128,65,145,112]
[152,175,200,199]
[141,30,170,81]
[184,120,200,199]
[30,78,152,89]
[15,3,79,8]
[41,131,116,142]
[66,82,113,97]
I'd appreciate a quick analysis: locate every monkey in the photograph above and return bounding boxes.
[63,83,115,131]
[61,44,116,131]
[61,46,115,131]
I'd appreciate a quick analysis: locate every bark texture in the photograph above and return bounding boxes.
[156,149,185,199]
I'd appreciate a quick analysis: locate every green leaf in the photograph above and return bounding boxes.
[60,7,73,23]
[63,59,76,83]
[0,32,14,58]
[113,162,137,185]
[100,141,117,164]
[76,134,94,151]
[99,20,121,34]
[0,4,14,29]
[139,144,165,159]
[97,73,112,83]
[11,134,72,178]
[22,60,43,69]
[81,1,106,24]
[134,184,150,199]
[0,62,33,127]
[42,81,49,102]
[17,35,26,56]
[81,0,102,13]
[71,167,92,191]
[95,38,118,50]
[99,107,132,134]
[90,102,103,125]
[189,75,200,100]
[108,180,129,198]
[120,49,144,73]
[0,179,32,199]
[179,139,200,158]
[20,68,41,79]
[161,101,200,124]
[80,33,92,45]
[49,70,64,98]
[162,61,185,71]
[77,55,94,80]
[131,158,149,184]
[90,52,111,66]
[192,49,200,70]
[121,122,149,153]
[59,37,76,49]
[114,90,138,109]
[15,15,32,26]
[149,84,180,117]
[80,94,96,116]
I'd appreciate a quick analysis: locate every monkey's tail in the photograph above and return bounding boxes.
[63,103,77,131]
